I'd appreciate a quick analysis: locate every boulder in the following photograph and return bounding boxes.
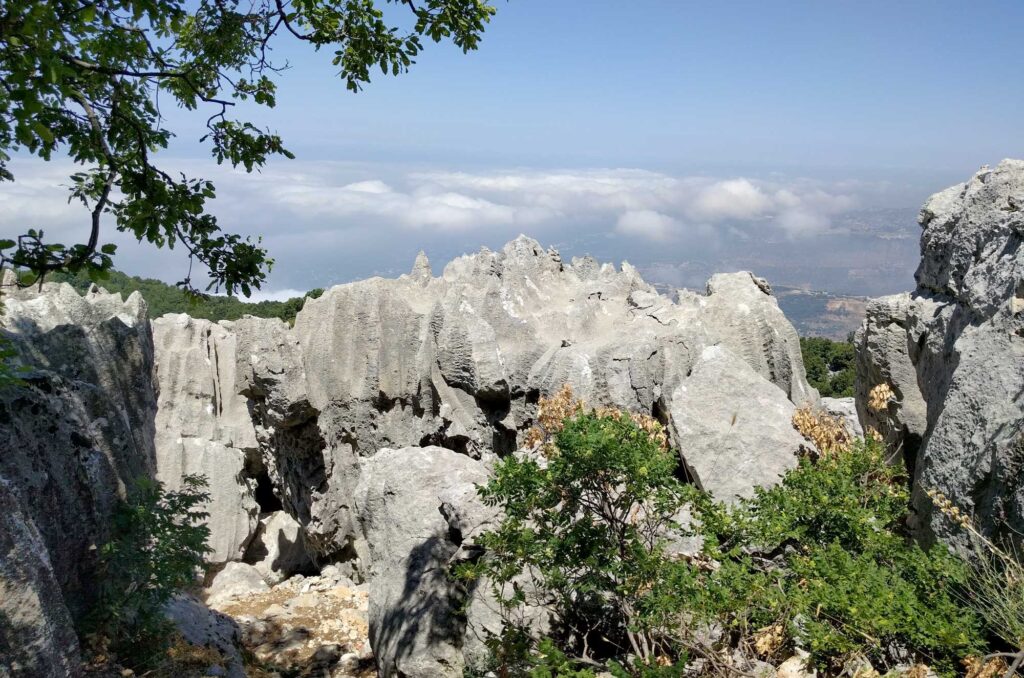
[666,345,807,501]
[206,562,269,606]
[353,446,497,678]
[164,593,245,678]
[854,160,1024,546]
[0,277,156,624]
[244,510,314,585]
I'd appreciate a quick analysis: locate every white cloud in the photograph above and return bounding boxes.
[0,158,868,291]
[688,179,772,221]
[239,287,307,302]
[615,210,677,240]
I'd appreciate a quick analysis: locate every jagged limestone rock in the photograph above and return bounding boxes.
[666,345,807,501]
[855,160,1024,546]
[853,293,928,458]
[0,479,81,678]
[153,314,261,563]
[0,277,156,628]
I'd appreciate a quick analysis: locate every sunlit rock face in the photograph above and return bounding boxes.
[855,159,1024,547]
[0,275,158,675]
[1,236,817,675]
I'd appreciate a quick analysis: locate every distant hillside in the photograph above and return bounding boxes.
[44,270,322,325]
[773,286,869,341]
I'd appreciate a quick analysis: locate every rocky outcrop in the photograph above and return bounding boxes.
[148,237,815,564]
[353,446,496,677]
[153,314,262,563]
[1,236,817,673]
[667,345,808,501]
[855,160,1024,546]
[244,510,314,585]
[0,275,157,672]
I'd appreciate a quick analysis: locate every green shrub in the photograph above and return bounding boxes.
[83,474,212,670]
[663,441,982,674]
[461,406,689,673]
[467,396,984,677]
[800,336,855,397]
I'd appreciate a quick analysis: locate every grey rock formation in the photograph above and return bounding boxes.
[0,479,81,677]
[153,314,261,563]
[820,396,864,438]
[855,160,1024,545]
[206,562,270,606]
[667,345,807,501]
[244,510,314,585]
[257,237,815,557]
[0,275,156,627]
[353,446,497,677]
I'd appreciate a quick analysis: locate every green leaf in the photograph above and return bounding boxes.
[32,121,54,145]
[100,243,117,255]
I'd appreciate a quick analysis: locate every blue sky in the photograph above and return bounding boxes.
[252,0,1024,173]
[4,0,1024,296]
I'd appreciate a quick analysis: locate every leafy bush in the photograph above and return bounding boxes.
[660,441,982,674]
[461,392,689,673]
[466,391,983,676]
[800,336,855,397]
[83,474,212,670]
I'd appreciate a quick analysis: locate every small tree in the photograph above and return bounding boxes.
[85,473,212,670]
[462,388,688,674]
[0,0,498,294]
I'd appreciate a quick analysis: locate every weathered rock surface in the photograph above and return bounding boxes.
[244,510,314,585]
[153,314,262,563]
[820,396,863,439]
[855,160,1024,545]
[667,345,807,501]
[353,446,496,677]
[0,274,156,665]
[0,479,81,677]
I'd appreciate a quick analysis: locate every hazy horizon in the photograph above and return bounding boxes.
[3,1,1022,298]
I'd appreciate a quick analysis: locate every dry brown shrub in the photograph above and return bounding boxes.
[867,382,894,415]
[752,623,785,658]
[792,405,853,455]
[963,655,1009,678]
[593,406,669,451]
[523,385,670,456]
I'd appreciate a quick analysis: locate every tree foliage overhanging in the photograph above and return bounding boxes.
[0,0,497,295]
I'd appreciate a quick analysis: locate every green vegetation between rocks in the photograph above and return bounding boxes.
[461,394,993,677]
[800,336,856,397]
[82,474,212,671]
[46,268,323,324]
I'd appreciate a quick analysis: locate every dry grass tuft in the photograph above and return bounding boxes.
[963,655,1009,678]
[792,405,853,455]
[867,382,894,414]
[523,385,669,455]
